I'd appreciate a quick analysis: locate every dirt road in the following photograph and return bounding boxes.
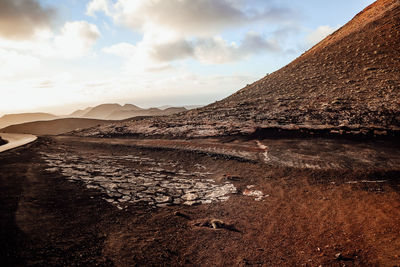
[0,133,37,153]
[1,136,399,266]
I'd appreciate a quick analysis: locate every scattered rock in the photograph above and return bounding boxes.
[41,151,237,209]
[243,189,267,201]
[193,218,238,231]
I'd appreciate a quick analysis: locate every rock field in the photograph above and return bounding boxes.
[40,151,240,209]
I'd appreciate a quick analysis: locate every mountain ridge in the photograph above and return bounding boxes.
[0,103,188,129]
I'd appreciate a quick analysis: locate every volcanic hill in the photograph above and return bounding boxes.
[76,0,400,139]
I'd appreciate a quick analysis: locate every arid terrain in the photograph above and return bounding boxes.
[1,136,399,266]
[1,0,399,266]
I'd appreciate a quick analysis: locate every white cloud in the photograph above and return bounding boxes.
[89,0,292,68]
[195,32,280,64]
[307,25,338,46]
[53,21,101,59]
[88,0,293,37]
[103,42,136,57]
[104,31,280,68]
[0,20,101,60]
[0,48,40,78]
[86,0,111,17]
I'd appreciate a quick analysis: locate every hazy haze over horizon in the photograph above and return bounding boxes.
[0,0,375,116]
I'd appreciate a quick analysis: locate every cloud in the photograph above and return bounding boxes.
[195,32,279,64]
[91,0,294,69]
[103,42,136,57]
[240,31,280,53]
[105,31,280,67]
[0,0,55,40]
[0,48,40,78]
[151,40,194,62]
[53,21,101,59]
[86,0,111,17]
[0,20,101,76]
[87,0,294,37]
[307,25,337,46]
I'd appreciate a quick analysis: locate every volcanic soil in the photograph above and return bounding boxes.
[1,136,400,266]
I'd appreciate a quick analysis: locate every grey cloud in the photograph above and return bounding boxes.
[94,0,296,36]
[0,0,55,39]
[146,0,244,34]
[241,32,280,53]
[149,32,281,64]
[193,33,281,64]
[151,40,194,62]
[251,6,297,23]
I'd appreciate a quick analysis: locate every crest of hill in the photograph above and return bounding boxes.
[73,103,187,120]
[0,118,114,136]
[106,107,187,120]
[0,113,58,129]
[75,0,400,139]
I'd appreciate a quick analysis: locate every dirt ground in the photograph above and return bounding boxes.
[1,136,400,266]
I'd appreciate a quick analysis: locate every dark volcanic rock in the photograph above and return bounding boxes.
[76,0,400,139]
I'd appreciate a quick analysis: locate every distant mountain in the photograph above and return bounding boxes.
[184,105,204,110]
[80,104,122,119]
[0,103,189,131]
[71,103,187,120]
[0,118,113,136]
[106,107,187,120]
[75,0,400,139]
[69,107,93,117]
[120,104,142,111]
[0,113,58,129]
[158,105,203,110]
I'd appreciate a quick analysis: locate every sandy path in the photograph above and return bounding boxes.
[0,133,37,153]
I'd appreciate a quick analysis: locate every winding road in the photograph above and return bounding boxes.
[0,133,37,153]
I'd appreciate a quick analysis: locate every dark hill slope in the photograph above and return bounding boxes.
[76,0,400,139]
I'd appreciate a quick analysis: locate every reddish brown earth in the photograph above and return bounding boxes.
[1,136,400,266]
[75,0,400,139]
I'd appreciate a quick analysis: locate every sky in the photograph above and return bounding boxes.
[0,0,375,116]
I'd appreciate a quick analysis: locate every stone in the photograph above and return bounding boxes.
[183,200,201,206]
[182,193,199,201]
[154,196,172,203]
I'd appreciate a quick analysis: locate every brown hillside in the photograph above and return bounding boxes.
[0,113,58,129]
[0,118,114,136]
[76,0,400,139]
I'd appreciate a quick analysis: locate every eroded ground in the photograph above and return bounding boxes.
[1,136,400,266]
[40,150,237,208]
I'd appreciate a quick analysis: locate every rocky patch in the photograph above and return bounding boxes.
[40,151,237,209]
